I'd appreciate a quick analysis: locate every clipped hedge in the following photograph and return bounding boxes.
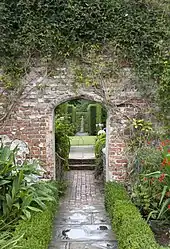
[14,181,59,249]
[67,104,76,125]
[105,182,164,249]
[88,104,97,135]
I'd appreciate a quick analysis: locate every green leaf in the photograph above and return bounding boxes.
[0,180,10,186]
[27,206,42,212]
[22,209,31,220]
[159,185,168,206]
[158,198,170,219]
[6,194,12,210]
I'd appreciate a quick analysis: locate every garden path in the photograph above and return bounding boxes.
[48,170,117,249]
[69,145,95,160]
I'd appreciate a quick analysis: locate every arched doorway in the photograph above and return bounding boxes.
[54,98,109,181]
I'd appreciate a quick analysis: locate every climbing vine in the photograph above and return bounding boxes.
[0,0,169,116]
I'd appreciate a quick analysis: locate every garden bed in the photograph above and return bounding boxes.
[105,181,170,249]
[13,181,59,249]
[150,220,170,247]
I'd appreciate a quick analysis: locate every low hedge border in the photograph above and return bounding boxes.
[13,181,59,249]
[105,182,169,249]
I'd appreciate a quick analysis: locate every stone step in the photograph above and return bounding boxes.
[69,158,95,165]
[69,164,95,170]
[49,240,118,249]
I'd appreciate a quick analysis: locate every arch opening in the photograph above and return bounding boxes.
[53,97,109,182]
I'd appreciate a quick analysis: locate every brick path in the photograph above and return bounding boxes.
[49,170,117,249]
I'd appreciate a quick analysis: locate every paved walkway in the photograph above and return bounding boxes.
[69,146,95,160]
[49,170,117,249]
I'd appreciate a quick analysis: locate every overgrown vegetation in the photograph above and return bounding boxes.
[0,0,169,116]
[105,182,169,249]
[13,181,59,249]
[126,117,170,246]
[0,145,55,222]
[95,133,106,178]
[55,116,74,170]
[0,144,60,249]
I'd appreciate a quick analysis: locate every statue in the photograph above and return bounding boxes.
[80,116,84,133]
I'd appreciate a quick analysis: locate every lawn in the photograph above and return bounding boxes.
[69,136,96,146]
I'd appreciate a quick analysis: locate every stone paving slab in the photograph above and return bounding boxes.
[69,146,95,159]
[54,211,92,225]
[51,224,115,242]
[48,170,117,249]
[49,241,118,249]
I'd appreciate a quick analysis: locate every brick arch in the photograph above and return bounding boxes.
[51,94,110,181]
[0,66,147,181]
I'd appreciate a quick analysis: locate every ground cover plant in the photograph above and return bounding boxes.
[0,144,60,249]
[13,181,59,249]
[127,118,170,246]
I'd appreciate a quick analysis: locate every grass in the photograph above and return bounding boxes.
[69,136,96,146]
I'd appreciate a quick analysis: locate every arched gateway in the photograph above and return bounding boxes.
[0,65,147,181]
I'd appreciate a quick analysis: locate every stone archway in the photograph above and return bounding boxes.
[0,66,147,181]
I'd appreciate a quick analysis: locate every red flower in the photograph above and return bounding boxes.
[158,173,165,182]
[161,141,165,146]
[168,205,170,210]
[168,149,170,153]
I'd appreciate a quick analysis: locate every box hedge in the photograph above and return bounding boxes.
[105,181,167,249]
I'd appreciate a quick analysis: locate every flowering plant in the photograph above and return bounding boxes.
[144,140,170,220]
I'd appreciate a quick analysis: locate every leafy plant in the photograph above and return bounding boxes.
[0,145,56,221]
[13,181,59,249]
[144,142,170,220]
[105,182,160,249]
[55,116,73,170]
[95,133,106,178]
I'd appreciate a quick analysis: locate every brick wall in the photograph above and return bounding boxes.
[0,65,148,181]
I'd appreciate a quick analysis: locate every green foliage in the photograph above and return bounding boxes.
[96,104,102,124]
[128,118,153,151]
[55,116,72,169]
[13,181,59,249]
[0,145,55,222]
[144,142,170,220]
[88,104,97,135]
[158,61,170,118]
[0,0,169,114]
[0,220,23,249]
[95,134,106,177]
[67,104,76,125]
[130,139,170,221]
[105,181,160,249]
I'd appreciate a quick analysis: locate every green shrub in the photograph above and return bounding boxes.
[55,117,73,169]
[88,104,97,135]
[105,181,161,249]
[0,145,55,222]
[67,104,76,125]
[95,134,106,177]
[13,181,59,249]
[96,104,102,124]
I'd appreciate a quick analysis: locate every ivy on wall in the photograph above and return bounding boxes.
[0,0,169,115]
